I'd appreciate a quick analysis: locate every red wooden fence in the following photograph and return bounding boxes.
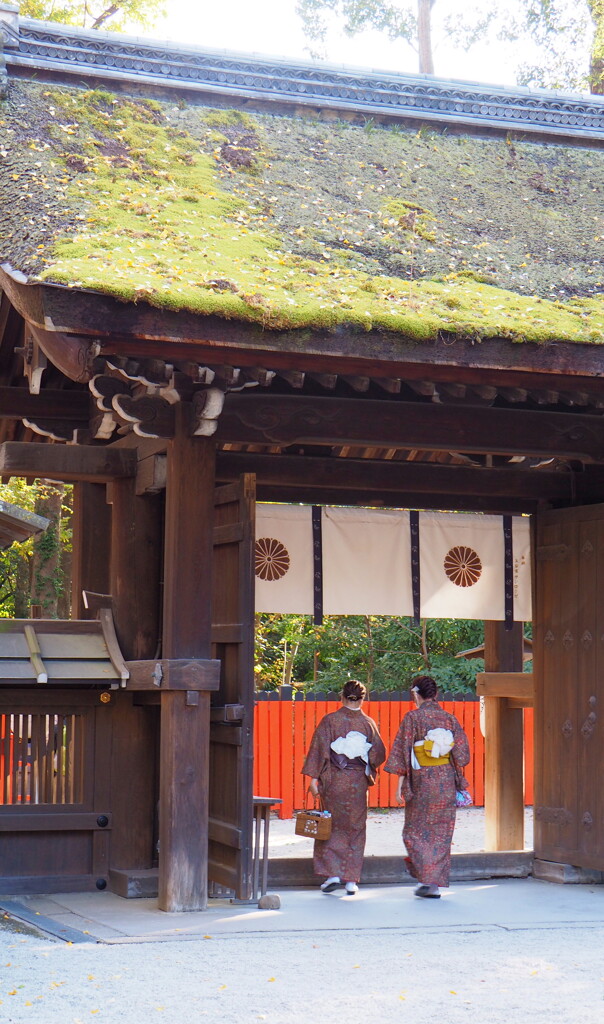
[254,696,534,819]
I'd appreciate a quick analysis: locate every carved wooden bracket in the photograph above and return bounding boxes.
[22,416,76,443]
[191,388,225,436]
[90,373,131,411]
[15,327,47,394]
[112,392,176,439]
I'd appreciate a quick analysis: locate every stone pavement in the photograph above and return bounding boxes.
[0,874,601,945]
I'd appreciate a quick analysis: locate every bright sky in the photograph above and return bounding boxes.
[134,0,536,90]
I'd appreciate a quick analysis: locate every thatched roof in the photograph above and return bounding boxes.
[1,73,604,346]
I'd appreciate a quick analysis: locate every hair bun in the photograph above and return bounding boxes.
[342,679,367,702]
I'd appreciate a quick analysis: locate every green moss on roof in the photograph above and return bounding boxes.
[1,81,604,343]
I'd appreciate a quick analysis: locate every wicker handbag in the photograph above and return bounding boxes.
[295,791,332,840]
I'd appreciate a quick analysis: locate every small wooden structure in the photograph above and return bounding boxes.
[0,613,220,895]
[0,499,48,549]
[1,8,604,905]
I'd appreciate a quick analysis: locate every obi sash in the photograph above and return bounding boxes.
[330,751,367,771]
[413,740,451,767]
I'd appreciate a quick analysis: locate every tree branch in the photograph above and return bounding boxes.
[92,3,121,29]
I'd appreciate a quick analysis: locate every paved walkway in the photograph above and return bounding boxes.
[0,807,535,945]
[1,874,599,944]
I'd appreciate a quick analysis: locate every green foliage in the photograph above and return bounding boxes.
[499,1,599,92]
[0,480,72,618]
[295,1,603,94]
[255,613,485,694]
[19,0,166,32]
[296,0,418,56]
[296,2,497,68]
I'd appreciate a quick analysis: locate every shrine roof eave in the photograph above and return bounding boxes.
[5,264,604,391]
[3,264,604,391]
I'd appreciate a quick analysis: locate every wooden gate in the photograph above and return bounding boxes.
[534,504,604,871]
[0,689,112,894]
[208,474,256,899]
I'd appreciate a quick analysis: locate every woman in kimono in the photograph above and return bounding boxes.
[302,680,386,895]
[385,675,470,899]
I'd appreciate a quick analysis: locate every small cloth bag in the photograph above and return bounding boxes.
[295,791,332,840]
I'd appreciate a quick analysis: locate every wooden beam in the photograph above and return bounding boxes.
[0,387,89,421]
[0,441,136,482]
[125,658,221,691]
[217,394,604,462]
[483,622,525,853]
[254,484,538,514]
[216,451,600,503]
[476,672,534,702]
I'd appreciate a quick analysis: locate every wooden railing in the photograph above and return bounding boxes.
[254,692,534,819]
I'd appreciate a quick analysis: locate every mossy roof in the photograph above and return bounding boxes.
[1,79,604,346]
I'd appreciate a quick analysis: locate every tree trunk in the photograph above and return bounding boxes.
[588,0,604,93]
[13,552,31,618]
[417,0,435,75]
[420,619,430,669]
[591,55,604,94]
[31,482,65,618]
[364,615,374,687]
[284,642,299,686]
[57,487,72,619]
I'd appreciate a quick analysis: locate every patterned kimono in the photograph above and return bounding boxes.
[385,699,470,887]
[302,706,386,883]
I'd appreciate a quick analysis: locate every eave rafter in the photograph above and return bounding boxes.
[3,273,604,515]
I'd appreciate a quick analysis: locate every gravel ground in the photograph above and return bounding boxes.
[5,807,600,1024]
[1,915,603,1024]
[268,805,535,858]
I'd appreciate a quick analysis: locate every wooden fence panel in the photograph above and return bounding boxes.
[254,696,532,819]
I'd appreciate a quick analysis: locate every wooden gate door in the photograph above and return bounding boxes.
[208,474,256,898]
[0,689,112,894]
[534,503,604,871]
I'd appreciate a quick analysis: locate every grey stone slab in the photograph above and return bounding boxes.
[4,877,604,944]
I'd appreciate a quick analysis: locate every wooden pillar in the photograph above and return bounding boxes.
[71,482,111,619]
[484,621,525,851]
[107,479,162,661]
[107,476,163,873]
[159,405,215,912]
